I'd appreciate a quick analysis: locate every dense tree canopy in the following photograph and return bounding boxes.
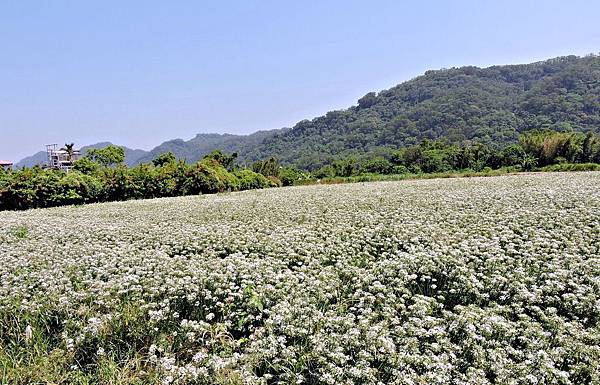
[84,145,126,167]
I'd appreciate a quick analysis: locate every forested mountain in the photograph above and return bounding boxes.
[243,54,600,169]
[16,55,600,170]
[133,130,284,166]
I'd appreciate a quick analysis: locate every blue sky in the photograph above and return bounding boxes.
[1,0,599,162]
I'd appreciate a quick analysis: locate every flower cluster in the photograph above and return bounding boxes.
[1,172,599,384]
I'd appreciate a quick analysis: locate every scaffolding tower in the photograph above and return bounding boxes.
[46,144,81,172]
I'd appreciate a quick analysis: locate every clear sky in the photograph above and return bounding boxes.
[1,0,599,162]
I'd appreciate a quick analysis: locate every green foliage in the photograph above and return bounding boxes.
[252,157,280,177]
[12,226,28,239]
[184,159,239,194]
[233,169,269,190]
[520,154,538,171]
[73,157,101,175]
[357,91,378,109]
[278,166,311,186]
[332,157,359,177]
[316,130,600,179]
[0,167,102,210]
[361,157,393,174]
[85,145,125,167]
[0,151,272,211]
[540,162,600,172]
[519,130,581,166]
[519,130,594,166]
[501,144,526,166]
[314,164,335,179]
[151,151,176,167]
[203,150,238,171]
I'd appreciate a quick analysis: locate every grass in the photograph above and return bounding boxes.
[293,163,600,186]
[11,226,28,240]
[0,302,162,385]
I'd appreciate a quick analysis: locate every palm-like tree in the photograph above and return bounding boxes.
[60,143,75,163]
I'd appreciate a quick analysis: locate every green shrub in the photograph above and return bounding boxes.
[12,226,28,239]
[362,157,393,174]
[233,169,269,190]
[279,166,311,186]
[267,176,283,188]
[540,163,600,172]
[185,159,239,194]
[520,154,538,171]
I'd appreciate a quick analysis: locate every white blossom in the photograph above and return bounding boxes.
[1,172,599,383]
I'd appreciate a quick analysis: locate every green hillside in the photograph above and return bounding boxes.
[133,130,283,165]
[243,55,600,169]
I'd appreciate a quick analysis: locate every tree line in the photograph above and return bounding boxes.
[312,130,600,178]
[1,129,599,210]
[0,148,279,211]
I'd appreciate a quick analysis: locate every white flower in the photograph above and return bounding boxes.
[24,325,33,343]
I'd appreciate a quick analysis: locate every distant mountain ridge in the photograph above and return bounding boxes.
[133,129,284,165]
[16,54,600,170]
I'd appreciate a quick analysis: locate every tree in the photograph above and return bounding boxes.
[85,145,125,167]
[252,157,280,178]
[152,152,177,167]
[521,154,538,171]
[501,144,526,166]
[203,150,238,171]
[332,157,359,177]
[73,157,100,175]
[357,92,377,109]
[581,131,600,163]
[279,166,310,186]
[520,130,585,166]
[362,157,393,174]
[60,143,76,163]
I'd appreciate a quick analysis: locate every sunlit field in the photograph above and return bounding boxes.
[1,172,599,384]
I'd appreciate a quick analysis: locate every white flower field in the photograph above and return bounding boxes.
[1,172,599,384]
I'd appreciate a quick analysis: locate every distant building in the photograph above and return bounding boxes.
[0,160,13,170]
[46,144,81,172]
